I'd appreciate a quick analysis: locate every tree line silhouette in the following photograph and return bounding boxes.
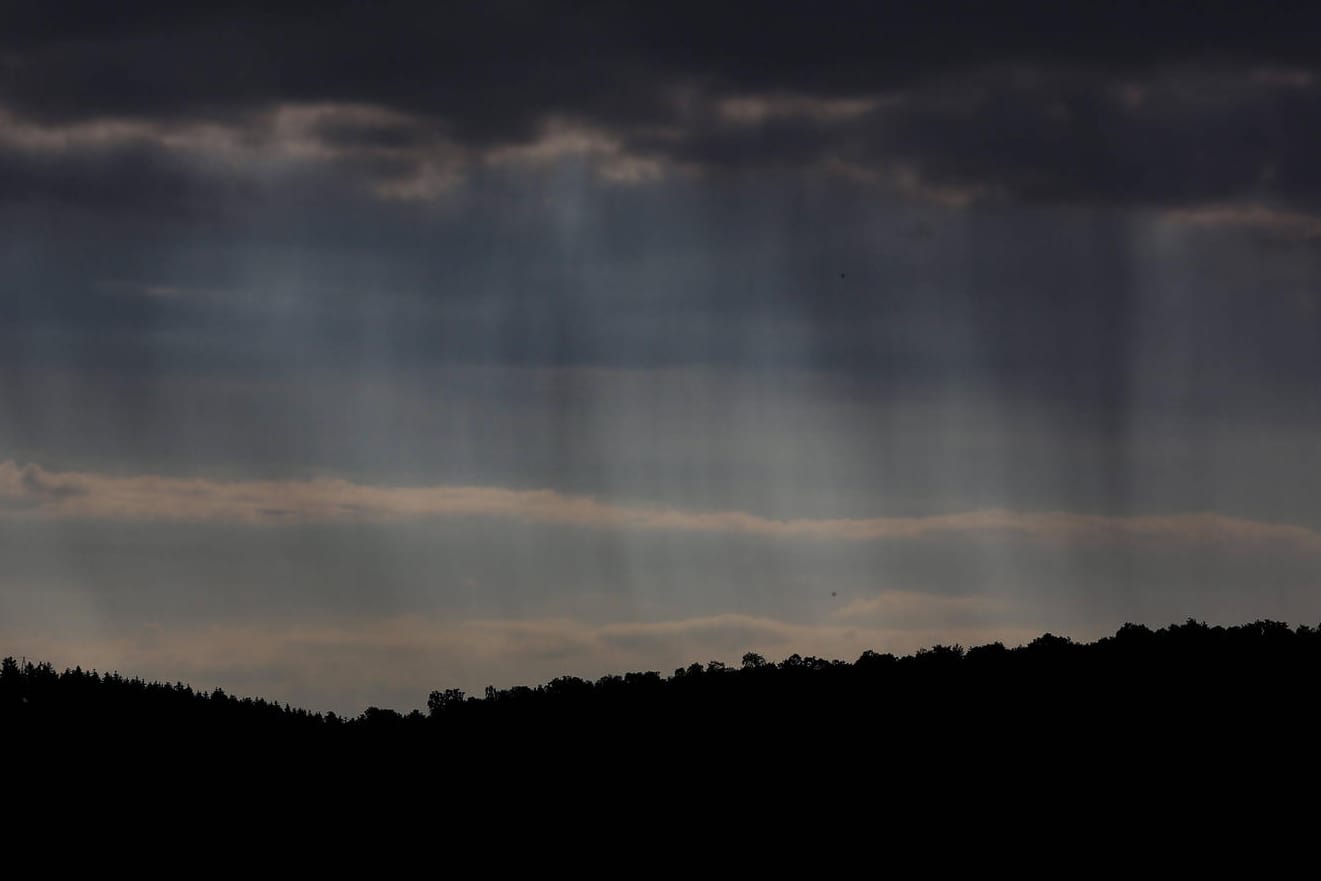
[6,618,1317,841]
[6,619,1318,744]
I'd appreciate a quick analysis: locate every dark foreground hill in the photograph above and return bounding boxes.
[5,618,1320,847]
[6,619,1319,760]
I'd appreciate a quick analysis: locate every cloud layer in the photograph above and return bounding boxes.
[3,4,1321,219]
[5,459,1321,556]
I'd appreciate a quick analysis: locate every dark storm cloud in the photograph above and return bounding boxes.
[872,69,1321,208]
[7,2,1321,123]
[1,2,1317,459]
[2,2,659,142]
[4,1,1321,211]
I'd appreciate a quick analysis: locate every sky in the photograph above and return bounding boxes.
[3,2,1321,712]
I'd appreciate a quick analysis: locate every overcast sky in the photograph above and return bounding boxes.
[3,2,1320,711]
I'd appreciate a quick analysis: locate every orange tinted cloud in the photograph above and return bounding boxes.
[4,459,1321,554]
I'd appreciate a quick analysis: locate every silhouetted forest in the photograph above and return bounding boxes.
[8,619,1318,841]
[7,619,1319,751]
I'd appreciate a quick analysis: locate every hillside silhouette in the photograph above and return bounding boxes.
[7,619,1318,756]
[7,618,1317,845]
